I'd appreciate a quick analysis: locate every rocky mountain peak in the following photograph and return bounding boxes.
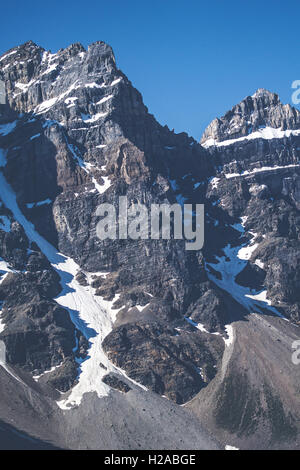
[251,87,278,100]
[0,39,299,450]
[201,88,300,145]
[0,41,44,65]
[87,41,115,59]
[0,39,121,118]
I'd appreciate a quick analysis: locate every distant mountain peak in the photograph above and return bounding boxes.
[251,87,278,99]
[201,88,300,145]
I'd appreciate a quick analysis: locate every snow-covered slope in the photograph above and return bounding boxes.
[0,148,144,409]
[206,222,286,319]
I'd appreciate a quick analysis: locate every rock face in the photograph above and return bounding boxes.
[102,373,131,393]
[201,88,300,144]
[103,321,224,404]
[0,207,87,392]
[0,40,225,403]
[0,41,299,449]
[200,90,300,324]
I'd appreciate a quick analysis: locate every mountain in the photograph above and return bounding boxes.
[201,88,300,144]
[0,41,299,450]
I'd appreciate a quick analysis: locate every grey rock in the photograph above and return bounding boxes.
[201,88,300,144]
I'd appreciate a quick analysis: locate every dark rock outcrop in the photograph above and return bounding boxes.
[102,373,131,393]
[0,199,87,390]
[103,321,224,404]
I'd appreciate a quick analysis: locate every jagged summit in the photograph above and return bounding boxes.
[0,41,44,72]
[0,39,121,117]
[201,88,300,145]
[0,40,41,58]
[251,87,278,99]
[0,39,115,60]
[0,40,116,84]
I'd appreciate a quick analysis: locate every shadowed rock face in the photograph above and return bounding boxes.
[0,41,299,448]
[0,420,61,450]
[0,205,88,391]
[103,321,224,404]
[102,373,131,393]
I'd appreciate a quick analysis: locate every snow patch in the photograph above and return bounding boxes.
[224,325,234,347]
[255,259,265,269]
[92,176,111,194]
[202,127,300,148]
[0,50,17,62]
[65,97,78,108]
[0,258,14,333]
[33,363,63,381]
[81,112,108,124]
[40,62,59,76]
[206,223,286,319]
[34,82,80,114]
[84,82,105,89]
[36,97,59,113]
[210,177,220,189]
[237,234,258,261]
[135,304,150,312]
[110,78,122,86]
[225,163,300,179]
[67,142,111,195]
[95,94,113,105]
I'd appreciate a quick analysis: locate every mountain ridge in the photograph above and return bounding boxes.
[201,87,300,145]
[0,40,299,450]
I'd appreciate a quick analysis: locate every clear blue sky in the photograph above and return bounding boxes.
[0,0,299,140]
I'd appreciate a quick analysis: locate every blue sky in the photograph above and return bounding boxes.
[0,0,299,140]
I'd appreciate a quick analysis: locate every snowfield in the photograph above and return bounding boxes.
[0,148,144,409]
[0,257,13,334]
[206,223,286,320]
[202,126,300,148]
[225,163,300,179]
